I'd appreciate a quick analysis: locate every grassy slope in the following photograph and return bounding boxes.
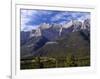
[35,31,90,58]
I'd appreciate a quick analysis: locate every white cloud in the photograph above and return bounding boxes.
[21,9,53,31]
[50,12,82,22]
[59,21,67,25]
[21,9,39,31]
[21,9,38,17]
[21,9,90,31]
[51,12,90,22]
[78,14,90,22]
[71,12,81,18]
[51,12,68,21]
[38,10,53,15]
[51,14,62,21]
[21,25,39,31]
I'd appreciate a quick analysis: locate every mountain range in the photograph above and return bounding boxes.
[20,19,90,59]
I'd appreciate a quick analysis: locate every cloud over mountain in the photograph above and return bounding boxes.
[21,9,90,31]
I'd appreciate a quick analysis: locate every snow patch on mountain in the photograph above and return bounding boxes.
[30,27,41,37]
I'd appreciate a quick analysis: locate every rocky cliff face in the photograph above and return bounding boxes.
[29,19,90,39]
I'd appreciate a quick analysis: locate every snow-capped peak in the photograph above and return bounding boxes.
[39,23,51,30]
[62,20,73,29]
[72,20,82,32]
[30,27,41,37]
[29,19,90,38]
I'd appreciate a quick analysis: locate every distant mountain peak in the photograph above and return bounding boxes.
[72,20,82,32]
[83,19,90,31]
[27,19,90,39]
[30,28,41,37]
[39,23,51,30]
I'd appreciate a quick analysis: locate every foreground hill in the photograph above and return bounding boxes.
[21,30,90,69]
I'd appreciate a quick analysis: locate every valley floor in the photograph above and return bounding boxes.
[20,55,90,69]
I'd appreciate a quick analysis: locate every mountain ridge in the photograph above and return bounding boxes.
[20,19,90,59]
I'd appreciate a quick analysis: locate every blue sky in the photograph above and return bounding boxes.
[21,9,90,31]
